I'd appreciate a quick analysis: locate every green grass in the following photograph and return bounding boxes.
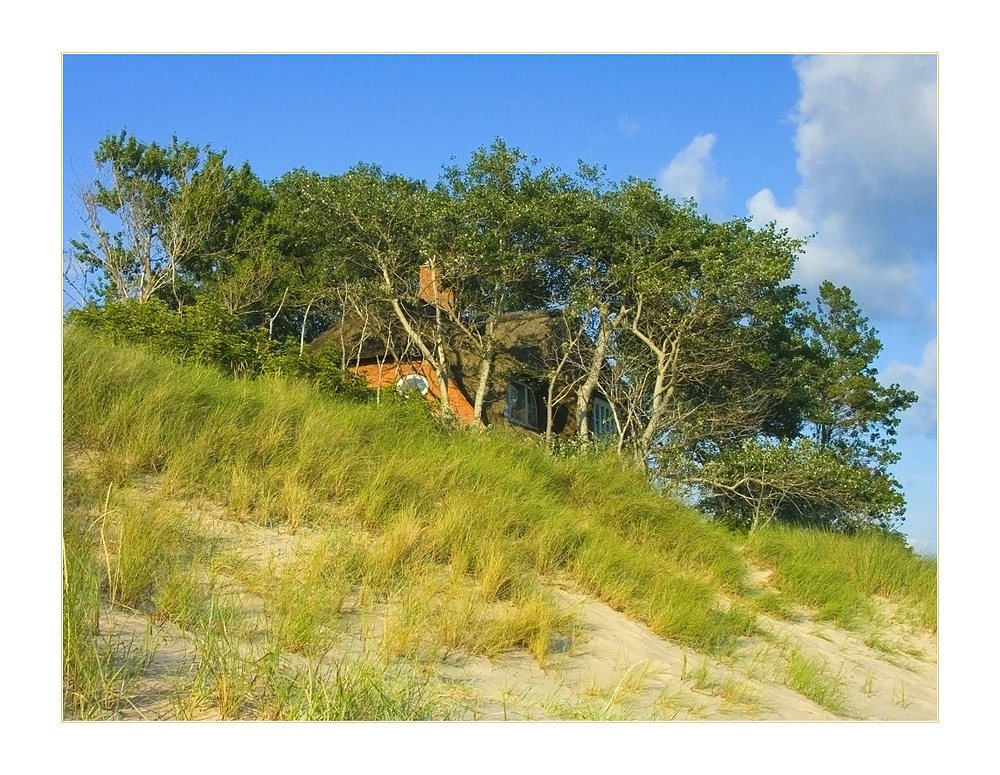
[749,590,796,620]
[62,327,938,719]
[62,502,155,718]
[63,328,756,657]
[263,660,446,720]
[745,527,937,632]
[783,649,850,717]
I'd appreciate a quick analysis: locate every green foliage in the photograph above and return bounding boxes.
[71,131,221,303]
[66,299,371,402]
[684,282,917,534]
[438,138,569,312]
[67,131,922,537]
[799,281,918,471]
[70,130,329,344]
[260,343,373,402]
[695,437,907,533]
[67,298,266,373]
[598,180,810,473]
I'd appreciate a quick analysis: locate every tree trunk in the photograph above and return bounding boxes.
[575,304,612,445]
[471,350,493,429]
[299,299,313,356]
[268,287,289,341]
[469,317,498,429]
[388,296,452,419]
[299,298,314,355]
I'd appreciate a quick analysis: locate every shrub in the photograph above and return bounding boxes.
[67,300,372,402]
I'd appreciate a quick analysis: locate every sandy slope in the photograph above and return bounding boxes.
[429,584,935,721]
[87,500,937,721]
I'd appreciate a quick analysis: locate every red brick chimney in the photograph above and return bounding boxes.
[417,262,455,313]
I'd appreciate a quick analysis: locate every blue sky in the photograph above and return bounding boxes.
[61,53,938,553]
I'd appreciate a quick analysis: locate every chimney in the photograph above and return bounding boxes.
[417,262,455,313]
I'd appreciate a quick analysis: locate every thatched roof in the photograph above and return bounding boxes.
[310,304,426,366]
[312,304,570,376]
[312,303,581,435]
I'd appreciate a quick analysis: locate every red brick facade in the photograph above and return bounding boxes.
[350,359,477,425]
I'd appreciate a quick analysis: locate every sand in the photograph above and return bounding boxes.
[82,499,937,721]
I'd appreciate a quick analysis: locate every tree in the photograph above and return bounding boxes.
[323,165,457,418]
[689,437,908,532]
[603,181,805,470]
[267,169,361,349]
[683,282,917,533]
[71,131,226,304]
[558,166,628,447]
[434,139,569,427]
[67,132,920,533]
[170,157,312,345]
[800,281,918,471]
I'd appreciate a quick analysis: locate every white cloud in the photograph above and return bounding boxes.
[794,55,937,198]
[747,55,937,322]
[746,188,813,240]
[660,133,725,204]
[883,337,937,438]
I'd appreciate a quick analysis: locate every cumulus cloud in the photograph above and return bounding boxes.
[747,188,813,240]
[794,55,937,201]
[747,55,937,322]
[660,133,725,204]
[883,337,937,438]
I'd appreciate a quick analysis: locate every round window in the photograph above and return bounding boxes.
[396,374,430,395]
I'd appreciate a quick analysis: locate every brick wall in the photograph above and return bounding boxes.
[351,360,477,425]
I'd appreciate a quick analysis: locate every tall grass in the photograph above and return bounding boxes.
[783,649,849,716]
[745,527,937,632]
[62,501,153,717]
[64,327,758,655]
[63,328,937,718]
[264,660,446,720]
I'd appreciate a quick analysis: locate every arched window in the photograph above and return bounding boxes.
[505,381,538,429]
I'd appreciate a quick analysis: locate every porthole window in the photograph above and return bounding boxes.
[396,374,429,395]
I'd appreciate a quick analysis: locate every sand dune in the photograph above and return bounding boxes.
[92,503,935,721]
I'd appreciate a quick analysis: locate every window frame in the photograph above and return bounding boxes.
[504,381,539,429]
[591,396,618,442]
[396,373,430,396]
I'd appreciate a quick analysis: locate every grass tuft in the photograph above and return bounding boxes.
[783,649,849,717]
[746,527,936,632]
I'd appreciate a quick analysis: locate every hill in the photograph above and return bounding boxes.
[62,328,937,720]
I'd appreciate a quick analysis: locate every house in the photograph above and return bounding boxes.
[311,264,617,442]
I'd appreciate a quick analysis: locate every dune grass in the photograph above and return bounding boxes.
[783,648,849,717]
[62,506,153,718]
[744,527,937,632]
[62,327,937,719]
[63,327,754,658]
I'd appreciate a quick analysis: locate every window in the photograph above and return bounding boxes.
[591,397,617,442]
[396,374,429,395]
[505,381,538,429]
